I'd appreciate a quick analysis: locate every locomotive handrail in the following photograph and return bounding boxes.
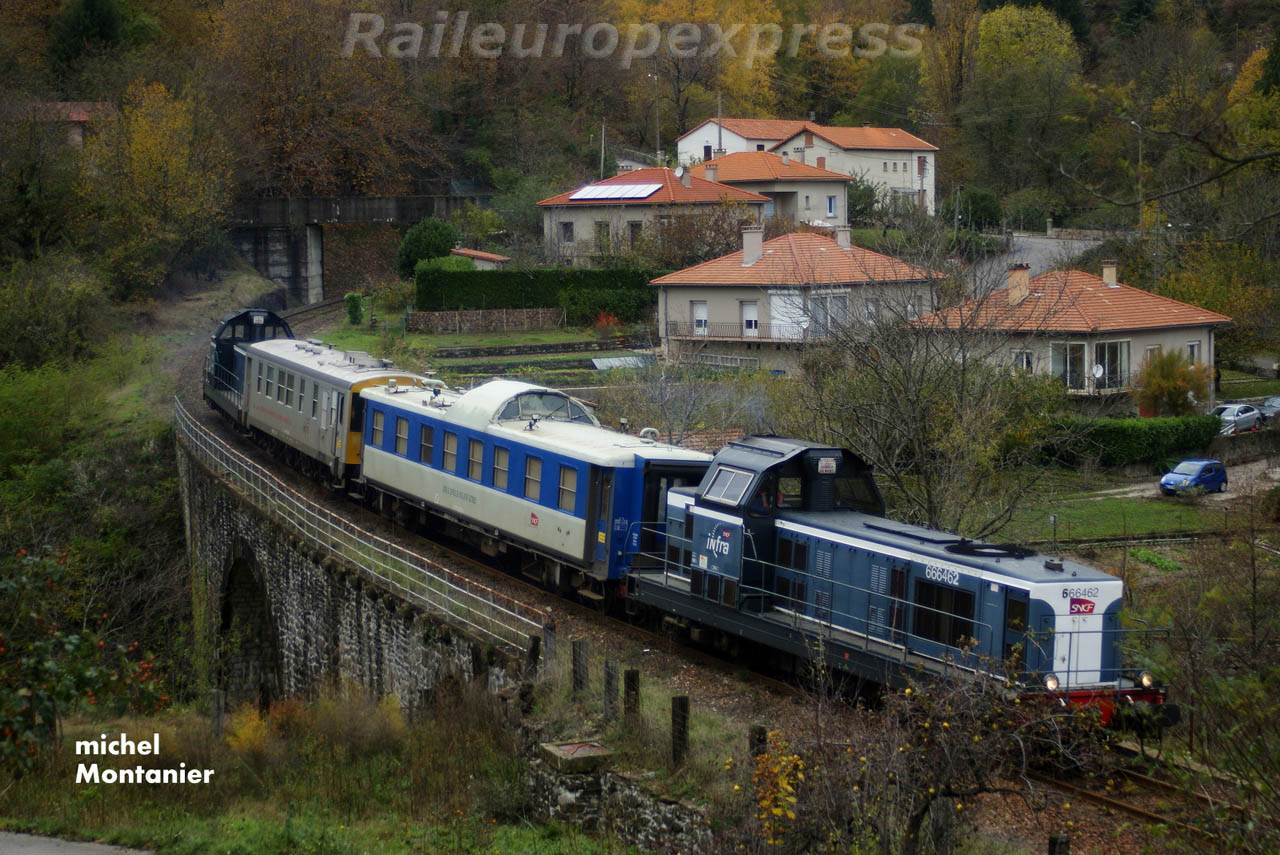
[174,396,547,653]
[627,521,1163,689]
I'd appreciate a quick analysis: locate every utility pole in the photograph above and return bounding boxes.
[600,117,606,179]
[1130,119,1143,233]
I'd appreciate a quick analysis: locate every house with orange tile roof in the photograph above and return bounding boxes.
[771,123,938,216]
[32,101,117,148]
[689,151,851,225]
[653,227,944,372]
[536,167,767,266]
[675,118,810,165]
[920,262,1231,401]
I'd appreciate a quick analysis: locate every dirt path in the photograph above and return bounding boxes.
[1089,456,1280,501]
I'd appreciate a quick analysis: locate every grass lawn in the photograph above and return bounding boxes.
[1003,494,1219,543]
[1218,368,1280,399]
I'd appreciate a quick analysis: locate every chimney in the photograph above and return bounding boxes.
[705,163,718,183]
[1006,263,1031,304]
[781,151,790,166]
[742,225,763,266]
[679,167,692,188]
[1101,260,1118,287]
[835,226,851,249]
[713,147,726,158]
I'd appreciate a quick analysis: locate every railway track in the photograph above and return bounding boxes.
[1029,753,1246,843]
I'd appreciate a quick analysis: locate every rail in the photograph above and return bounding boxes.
[173,397,547,652]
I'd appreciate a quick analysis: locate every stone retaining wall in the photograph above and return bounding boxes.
[407,308,564,334]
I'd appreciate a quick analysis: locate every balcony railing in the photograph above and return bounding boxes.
[666,321,829,341]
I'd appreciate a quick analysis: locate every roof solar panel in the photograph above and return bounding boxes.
[568,183,661,201]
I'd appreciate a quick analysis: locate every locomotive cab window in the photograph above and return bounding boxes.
[704,465,754,505]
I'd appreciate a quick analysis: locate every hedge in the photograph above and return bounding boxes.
[1044,415,1221,468]
[413,267,662,325]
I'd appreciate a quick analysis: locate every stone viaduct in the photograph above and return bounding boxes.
[174,398,544,710]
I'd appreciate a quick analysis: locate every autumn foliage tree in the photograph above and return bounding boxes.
[77,80,231,297]
[205,0,440,197]
[1130,350,1210,416]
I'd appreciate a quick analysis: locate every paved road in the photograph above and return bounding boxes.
[971,233,1104,291]
[0,833,150,854]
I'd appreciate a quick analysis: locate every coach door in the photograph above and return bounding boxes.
[586,467,613,573]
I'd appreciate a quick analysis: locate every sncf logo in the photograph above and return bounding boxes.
[1069,597,1095,615]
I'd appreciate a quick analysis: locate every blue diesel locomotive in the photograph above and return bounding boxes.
[627,436,1177,727]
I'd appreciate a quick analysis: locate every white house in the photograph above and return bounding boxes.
[449,247,510,270]
[770,123,938,215]
[536,167,767,266]
[653,227,943,372]
[675,118,808,165]
[689,151,851,225]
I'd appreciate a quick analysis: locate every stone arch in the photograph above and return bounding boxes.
[219,541,282,710]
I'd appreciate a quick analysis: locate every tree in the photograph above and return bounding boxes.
[77,80,231,298]
[1154,240,1280,367]
[0,99,79,262]
[632,200,756,269]
[775,224,1079,538]
[449,203,503,250]
[742,663,1105,855]
[1,551,166,776]
[205,0,440,197]
[396,217,461,280]
[957,4,1086,196]
[1130,350,1210,416]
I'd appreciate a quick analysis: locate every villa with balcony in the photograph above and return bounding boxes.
[653,227,944,372]
[920,262,1232,403]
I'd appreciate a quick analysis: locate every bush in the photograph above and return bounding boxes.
[414,267,661,325]
[1044,415,1221,468]
[344,292,363,326]
[396,217,459,279]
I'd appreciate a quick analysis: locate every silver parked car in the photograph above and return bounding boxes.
[1211,403,1263,435]
[1259,395,1280,421]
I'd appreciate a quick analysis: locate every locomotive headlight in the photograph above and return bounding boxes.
[1139,670,1155,689]
[1044,673,1060,692]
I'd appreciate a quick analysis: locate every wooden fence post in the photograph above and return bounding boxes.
[671,696,690,766]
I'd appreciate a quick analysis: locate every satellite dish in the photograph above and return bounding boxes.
[1092,363,1105,379]
[674,166,685,178]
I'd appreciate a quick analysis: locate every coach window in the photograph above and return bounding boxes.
[395,418,408,455]
[524,456,542,500]
[419,425,434,465]
[297,378,305,412]
[311,384,318,418]
[265,366,274,399]
[468,439,483,480]
[493,447,509,490]
[558,466,578,512]
[371,410,384,446]
[276,371,286,403]
[256,362,263,394]
[914,580,975,649]
[443,432,457,472]
[285,373,294,407]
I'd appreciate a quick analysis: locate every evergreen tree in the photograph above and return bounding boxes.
[1259,22,1280,95]
[50,0,123,69]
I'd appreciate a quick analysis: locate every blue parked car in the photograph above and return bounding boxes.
[1160,459,1227,496]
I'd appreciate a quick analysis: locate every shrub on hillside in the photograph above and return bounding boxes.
[396,217,459,279]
